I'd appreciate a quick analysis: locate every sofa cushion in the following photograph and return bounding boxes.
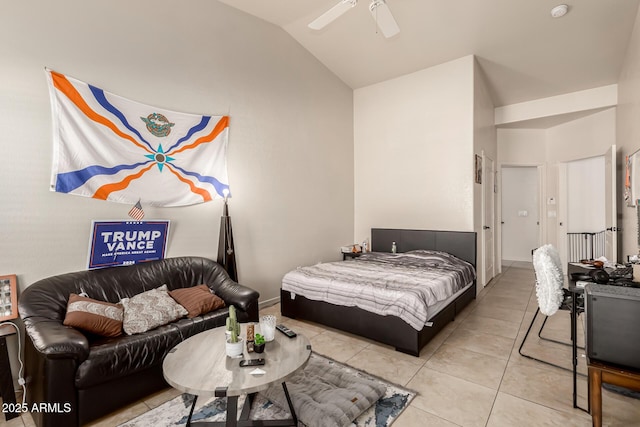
[170,307,230,339]
[63,294,123,337]
[169,284,226,318]
[121,285,188,335]
[75,323,183,389]
[75,309,231,390]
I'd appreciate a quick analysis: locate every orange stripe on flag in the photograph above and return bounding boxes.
[168,116,229,156]
[50,71,154,154]
[166,165,212,202]
[93,164,156,200]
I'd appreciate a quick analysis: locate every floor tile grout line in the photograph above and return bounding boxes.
[485,264,536,426]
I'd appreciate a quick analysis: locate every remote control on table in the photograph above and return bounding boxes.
[239,358,265,367]
[276,324,297,338]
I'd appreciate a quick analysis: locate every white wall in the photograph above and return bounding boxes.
[495,85,617,126]
[567,157,605,233]
[498,129,547,166]
[353,56,475,243]
[618,4,640,259]
[473,59,498,283]
[546,108,616,163]
[0,0,354,303]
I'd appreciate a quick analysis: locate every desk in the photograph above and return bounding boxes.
[568,264,640,426]
[588,360,640,427]
[0,324,18,421]
[566,263,588,411]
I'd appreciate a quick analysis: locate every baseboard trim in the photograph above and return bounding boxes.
[259,296,280,309]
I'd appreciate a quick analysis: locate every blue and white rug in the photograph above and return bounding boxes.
[120,353,416,427]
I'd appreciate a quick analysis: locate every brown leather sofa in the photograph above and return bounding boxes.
[18,256,259,427]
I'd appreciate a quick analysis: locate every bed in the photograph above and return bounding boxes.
[280,228,477,356]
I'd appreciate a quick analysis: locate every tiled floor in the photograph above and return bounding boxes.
[3,261,639,426]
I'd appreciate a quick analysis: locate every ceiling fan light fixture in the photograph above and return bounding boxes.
[308,0,399,38]
[369,0,400,38]
[550,4,569,18]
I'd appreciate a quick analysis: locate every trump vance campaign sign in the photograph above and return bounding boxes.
[88,221,170,269]
[46,69,230,207]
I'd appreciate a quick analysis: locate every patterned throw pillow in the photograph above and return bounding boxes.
[121,285,188,335]
[63,294,124,337]
[169,284,226,318]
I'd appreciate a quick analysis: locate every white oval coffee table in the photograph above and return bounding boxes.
[163,324,311,426]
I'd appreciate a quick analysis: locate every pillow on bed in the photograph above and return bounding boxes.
[63,294,124,337]
[121,285,188,335]
[169,284,225,318]
[404,249,448,258]
[404,249,469,264]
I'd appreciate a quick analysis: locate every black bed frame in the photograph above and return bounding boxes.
[280,228,477,356]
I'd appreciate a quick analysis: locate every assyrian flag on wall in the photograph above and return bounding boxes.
[46,69,230,207]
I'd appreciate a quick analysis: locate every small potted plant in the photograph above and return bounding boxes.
[254,333,266,353]
[225,305,244,357]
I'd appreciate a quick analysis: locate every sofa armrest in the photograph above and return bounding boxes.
[24,317,90,361]
[214,279,260,322]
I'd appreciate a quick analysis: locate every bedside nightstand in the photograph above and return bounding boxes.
[342,252,363,261]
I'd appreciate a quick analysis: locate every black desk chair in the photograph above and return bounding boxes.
[519,244,584,372]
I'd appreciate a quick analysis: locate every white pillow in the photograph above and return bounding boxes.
[121,285,188,335]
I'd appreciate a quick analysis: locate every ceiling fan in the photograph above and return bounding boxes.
[308,0,400,38]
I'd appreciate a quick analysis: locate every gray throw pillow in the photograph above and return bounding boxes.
[121,285,188,335]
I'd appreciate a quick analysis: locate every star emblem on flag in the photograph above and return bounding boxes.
[144,145,175,172]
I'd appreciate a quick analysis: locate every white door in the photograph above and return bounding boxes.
[605,145,618,262]
[501,166,540,262]
[537,165,546,249]
[558,163,568,271]
[482,154,495,286]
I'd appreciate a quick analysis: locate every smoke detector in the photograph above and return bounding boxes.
[551,4,569,18]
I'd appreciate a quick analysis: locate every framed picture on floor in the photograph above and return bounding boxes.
[0,274,18,321]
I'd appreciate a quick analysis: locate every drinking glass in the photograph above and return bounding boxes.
[259,315,277,342]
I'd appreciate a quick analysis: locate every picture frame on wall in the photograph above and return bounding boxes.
[626,149,640,207]
[0,274,18,321]
[475,154,482,184]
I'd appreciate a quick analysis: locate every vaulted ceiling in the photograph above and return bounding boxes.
[219,0,640,107]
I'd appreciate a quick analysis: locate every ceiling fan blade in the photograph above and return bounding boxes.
[369,0,400,38]
[308,0,358,30]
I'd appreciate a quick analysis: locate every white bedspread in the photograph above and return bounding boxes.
[281,250,476,330]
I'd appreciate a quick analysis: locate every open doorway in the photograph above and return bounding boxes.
[501,166,540,262]
[565,156,606,261]
[557,145,616,265]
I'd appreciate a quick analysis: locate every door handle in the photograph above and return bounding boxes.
[483,226,491,230]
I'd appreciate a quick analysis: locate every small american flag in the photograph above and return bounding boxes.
[128,200,145,220]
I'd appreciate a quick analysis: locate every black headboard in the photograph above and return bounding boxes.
[371,228,477,268]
